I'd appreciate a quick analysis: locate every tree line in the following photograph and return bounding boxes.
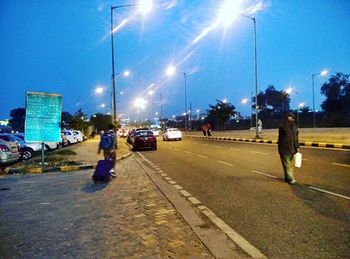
[5,72,350,132]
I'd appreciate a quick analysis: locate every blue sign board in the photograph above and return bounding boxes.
[25,91,62,142]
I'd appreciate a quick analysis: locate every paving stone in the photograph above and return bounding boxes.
[0,157,213,258]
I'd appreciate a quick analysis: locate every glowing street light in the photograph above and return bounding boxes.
[312,69,328,128]
[95,87,105,94]
[133,97,148,110]
[110,0,153,124]
[122,70,130,77]
[166,65,176,77]
[100,103,106,108]
[166,65,189,131]
[241,98,248,104]
[285,87,293,95]
[222,98,228,103]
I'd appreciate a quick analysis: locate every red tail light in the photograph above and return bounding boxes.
[0,144,10,152]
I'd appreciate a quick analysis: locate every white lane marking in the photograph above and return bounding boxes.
[251,170,278,179]
[184,150,192,154]
[197,154,208,158]
[250,151,269,155]
[217,160,233,166]
[308,186,350,200]
[230,147,242,151]
[201,144,209,146]
[214,145,223,148]
[332,163,350,168]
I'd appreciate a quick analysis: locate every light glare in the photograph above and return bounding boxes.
[95,87,104,94]
[166,65,176,76]
[320,69,328,76]
[138,0,153,15]
[217,0,243,27]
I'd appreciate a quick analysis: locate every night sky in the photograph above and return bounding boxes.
[1,0,349,121]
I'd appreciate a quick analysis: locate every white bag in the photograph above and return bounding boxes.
[294,152,302,168]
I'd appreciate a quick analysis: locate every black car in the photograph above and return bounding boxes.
[130,130,157,151]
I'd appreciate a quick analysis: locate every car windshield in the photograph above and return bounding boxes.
[168,128,179,132]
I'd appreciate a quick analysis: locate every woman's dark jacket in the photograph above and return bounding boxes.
[278,121,299,155]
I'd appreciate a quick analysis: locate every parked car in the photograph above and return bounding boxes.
[0,138,20,164]
[130,130,157,151]
[162,128,182,141]
[127,128,149,144]
[59,133,69,147]
[7,134,44,160]
[62,130,79,144]
[150,127,160,137]
[73,130,84,142]
[11,133,59,152]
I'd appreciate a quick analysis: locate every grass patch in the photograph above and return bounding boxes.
[11,148,78,169]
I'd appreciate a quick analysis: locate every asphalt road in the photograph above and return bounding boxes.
[136,136,350,258]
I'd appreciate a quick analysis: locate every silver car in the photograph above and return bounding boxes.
[0,139,20,164]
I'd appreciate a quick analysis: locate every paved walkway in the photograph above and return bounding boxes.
[0,157,213,258]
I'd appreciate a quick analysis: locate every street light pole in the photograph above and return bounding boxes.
[240,14,259,138]
[111,6,117,125]
[110,2,151,125]
[183,72,188,131]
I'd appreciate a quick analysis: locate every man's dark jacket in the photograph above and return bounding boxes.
[278,121,299,155]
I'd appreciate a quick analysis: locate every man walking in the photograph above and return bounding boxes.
[97,124,117,177]
[278,113,299,184]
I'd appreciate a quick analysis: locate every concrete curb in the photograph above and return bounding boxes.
[4,152,132,175]
[186,135,350,150]
[138,152,267,258]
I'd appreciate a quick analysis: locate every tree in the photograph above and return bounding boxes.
[321,72,350,112]
[61,111,73,128]
[320,72,350,126]
[254,85,290,119]
[90,113,113,132]
[207,100,236,130]
[69,109,90,131]
[9,108,26,132]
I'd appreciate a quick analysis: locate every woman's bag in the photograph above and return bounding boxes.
[294,152,302,168]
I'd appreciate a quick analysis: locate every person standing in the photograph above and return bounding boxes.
[278,113,299,184]
[97,124,117,177]
[202,124,207,136]
[206,123,212,136]
[257,119,262,134]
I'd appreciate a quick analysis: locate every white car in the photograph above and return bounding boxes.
[151,128,160,137]
[0,139,20,164]
[162,128,182,141]
[62,130,79,144]
[73,130,84,142]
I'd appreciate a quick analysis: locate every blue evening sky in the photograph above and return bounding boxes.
[1,0,349,121]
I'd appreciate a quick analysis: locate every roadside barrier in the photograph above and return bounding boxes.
[186,135,350,150]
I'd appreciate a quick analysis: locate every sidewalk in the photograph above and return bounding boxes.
[0,147,214,258]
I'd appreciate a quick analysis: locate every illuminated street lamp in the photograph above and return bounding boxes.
[110,0,153,124]
[312,69,328,128]
[166,65,188,131]
[216,2,260,137]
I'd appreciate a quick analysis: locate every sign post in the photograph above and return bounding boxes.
[25,92,62,164]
